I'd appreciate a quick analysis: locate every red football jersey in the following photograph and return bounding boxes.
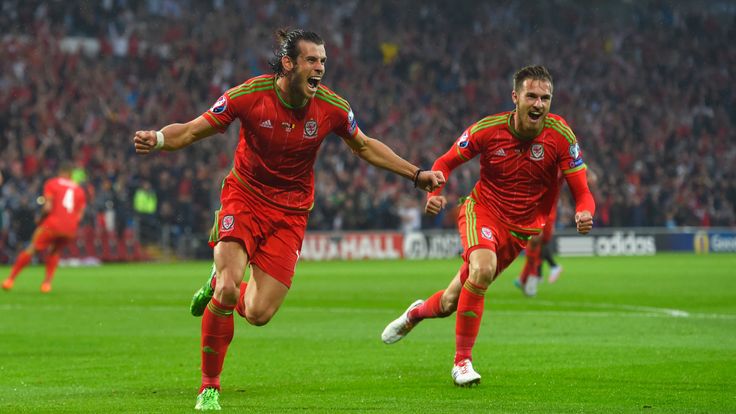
[41,177,87,234]
[202,74,360,212]
[433,111,586,234]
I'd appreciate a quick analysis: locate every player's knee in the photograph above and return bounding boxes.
[244,308,274,326]
[468,263,495,286]
[440,291,458,316]
[214,279,240,305]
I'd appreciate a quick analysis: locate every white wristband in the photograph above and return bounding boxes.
[154,130,165,150]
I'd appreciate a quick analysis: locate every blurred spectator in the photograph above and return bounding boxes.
[133,180,158,244]
[397,195,421,233]
[0,0,734,262]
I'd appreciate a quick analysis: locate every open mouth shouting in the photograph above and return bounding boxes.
[528,110,544,123]
[307,76,321,91]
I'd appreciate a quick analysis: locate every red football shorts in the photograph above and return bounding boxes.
[457,197,529,281]
[209,175,308,288]
[31,226,74,251]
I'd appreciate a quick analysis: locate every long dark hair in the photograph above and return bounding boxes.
[268,28,324,77]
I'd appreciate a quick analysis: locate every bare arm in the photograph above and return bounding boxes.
[342,130,445,191]
[133,116,218,154]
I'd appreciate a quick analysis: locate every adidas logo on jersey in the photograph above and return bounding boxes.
[493,148,506,157]
[260,120,273,128]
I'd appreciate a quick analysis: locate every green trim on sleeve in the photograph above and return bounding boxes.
[562,163,587,175]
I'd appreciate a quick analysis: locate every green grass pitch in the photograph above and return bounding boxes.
[1,253,735,413]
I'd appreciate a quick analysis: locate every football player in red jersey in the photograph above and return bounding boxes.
[515,174,564,297]
[382,65,595,387]
[517,166,599,296]
[3,163,86,293]
[133,29,444,410]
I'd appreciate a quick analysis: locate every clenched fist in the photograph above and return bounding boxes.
[575,210,593,235]
[425,195,447,216]
[133,130,160,155]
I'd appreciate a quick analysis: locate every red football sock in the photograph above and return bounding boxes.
[8,251,32,281]
[408,290,446,323]
[200,297,235,392]
[455,280,487,364]
[520,245,542,284]
[235,282,248,318]
[43,253,60,284]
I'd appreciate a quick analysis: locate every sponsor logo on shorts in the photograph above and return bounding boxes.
[221,215,234,231]
[481,227,493,240]
[457,131,469,148]
[304,120,318,138]
[530,143,544,161]
[210,95,227,114]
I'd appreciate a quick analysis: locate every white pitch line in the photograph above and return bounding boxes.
[1,302,734,320]
[491,299,694,318]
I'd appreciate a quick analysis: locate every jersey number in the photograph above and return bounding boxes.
[62,188,75,213]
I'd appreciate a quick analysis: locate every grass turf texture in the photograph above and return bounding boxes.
[1,254,735,413]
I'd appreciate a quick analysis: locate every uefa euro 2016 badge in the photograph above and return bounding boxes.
[530,143,544,161]
[304,120,318,138]
[569,142,581,159]
[348,110,358,135]
[481,227,493,240]
[210,95,227,114]
[457,131,470,148]
[221,215,234,232]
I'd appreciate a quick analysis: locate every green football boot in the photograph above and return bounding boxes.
[194,387,221,411]
[190,263,216,317]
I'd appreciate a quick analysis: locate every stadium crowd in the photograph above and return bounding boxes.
[1,0,735,261]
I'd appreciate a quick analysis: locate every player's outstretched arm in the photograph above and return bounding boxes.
[343,131,445,192]
[421,139,473,216]
[564,169,596,235]
[133,116,217,155]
